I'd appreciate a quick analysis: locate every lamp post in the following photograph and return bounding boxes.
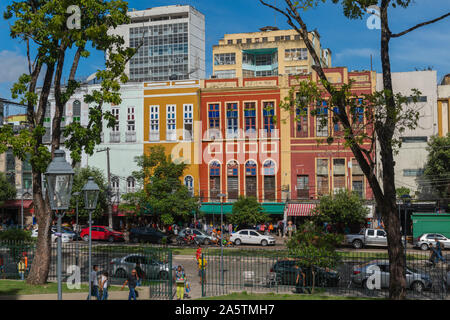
[73,192,80,266]
[82,177,100,301]
[21,189,31,229]
[218,193,227,291]
[44,150,74,301]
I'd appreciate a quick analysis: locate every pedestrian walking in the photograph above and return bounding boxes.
[268,223,273,234]
[434,238,446,263]
[135,262,145,286]
[293,264,310,294]
[121,269,138,300]
[100,271,109,300]
[17,258,26,280]
[175,265,186,300]
[88,265,100,300]
[196,244,202,261]
[228,223,233,234]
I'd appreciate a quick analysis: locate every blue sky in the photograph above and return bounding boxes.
[0,0,449,108]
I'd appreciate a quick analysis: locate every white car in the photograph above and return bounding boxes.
[414,233,450,251]
[230,229,276,246]
[31,228,73,243]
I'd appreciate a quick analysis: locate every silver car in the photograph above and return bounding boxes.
[351,260,432,293]
[110,254,171,280]
[414,233,450,251]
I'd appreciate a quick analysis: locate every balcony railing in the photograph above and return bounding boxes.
[125,131,136,143]
[110,131,120,143]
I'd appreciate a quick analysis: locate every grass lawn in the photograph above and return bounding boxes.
[0,280,121,296]
[198,291,381,300]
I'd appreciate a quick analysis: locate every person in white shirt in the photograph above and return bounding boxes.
[100,271,109,300]
[87,265,100,300]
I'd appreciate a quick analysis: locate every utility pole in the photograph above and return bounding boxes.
[97,147,113,228]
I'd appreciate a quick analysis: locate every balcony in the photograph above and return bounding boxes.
[126,131,136,143]
[149,131,160,142]
[110,131,120,143]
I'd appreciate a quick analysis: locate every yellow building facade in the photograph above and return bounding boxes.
[143,80,201,196]
[212,28,331,79]
[438,74,450,136]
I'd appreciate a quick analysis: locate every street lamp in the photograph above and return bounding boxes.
[218,193,227,291]
[44,149,74,301]
[82,177,100,301]
[21,189,31,229]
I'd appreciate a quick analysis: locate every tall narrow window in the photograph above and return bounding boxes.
[295,107,308,137]
[110,108,120,143]
[316,159,329,197]
[126,107,136,142]
[227,160,239,200]
[244,102,256,138]
[208,104,220,139]
[263,102,275,138]
[22,154,32,190]
[73,100,81,122]
[333,159,346,194]
[126,177,135,193]
[184,176,194,197]
[111,176,120,202]
[183,104,193,141]
[352,99,364,130]
[245,161,257,198]
[316,101,328,137]
[166,105,176,141]
[296,175,309,199]
[226,103,238,138]
[352,159,364,198]
[332,107,344,134]
[209,161,221,201]
[263,160,276,201]
[6,148,15,186]
[150,106,160,141]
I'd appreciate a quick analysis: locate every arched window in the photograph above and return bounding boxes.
[126,177,135,193]
[245,161,257,198]
[73,100,81,122]
[263,160,276,201]
[227,160,239,200]
[184,176,194,197]
[209,161,221,201]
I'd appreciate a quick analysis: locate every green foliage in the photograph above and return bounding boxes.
[312,189,368,226]
[229,196,267,226]
[70,167,109,220]
[423,134,450,198]
[0,172,17,206]
[396,187,411,198]
[0,229,33,242]
[121,146,199,225]
[329,0,412,19]
[286,221,343,269]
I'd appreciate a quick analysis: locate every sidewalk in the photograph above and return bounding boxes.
[0,287,150,300]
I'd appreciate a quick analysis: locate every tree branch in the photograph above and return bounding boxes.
[391,12,450,38]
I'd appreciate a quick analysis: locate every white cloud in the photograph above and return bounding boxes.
[0,50,28,83]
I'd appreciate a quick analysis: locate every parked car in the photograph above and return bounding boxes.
[129,227,169,244]
[80,226,124,243]
[110,254,171,280]
[178,228,214,245]
[345,228,388,249]
[31,228,73,243]
[230,229,275,246]
[414,233,450,251]
[351,260,432,293]
[270,259,340,287]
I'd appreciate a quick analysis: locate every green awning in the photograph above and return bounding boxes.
[199,203,285,215]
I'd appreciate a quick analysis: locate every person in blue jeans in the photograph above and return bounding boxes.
[87,265,100,300]
[100,271,109,300]
[434,239,446,263]
[122,269,138,300]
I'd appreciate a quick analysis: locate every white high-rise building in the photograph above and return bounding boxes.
[109,5,205,82]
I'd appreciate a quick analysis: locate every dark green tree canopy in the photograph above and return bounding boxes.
[312,189,369,227]
[70,167,109,220]
[0,172,17,206]
[423,134,450,199]
[230,196,267,226]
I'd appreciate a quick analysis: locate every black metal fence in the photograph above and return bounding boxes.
[200,249,450,300]
[0,240,175,299]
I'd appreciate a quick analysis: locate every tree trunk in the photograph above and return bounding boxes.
[26,171,52,285]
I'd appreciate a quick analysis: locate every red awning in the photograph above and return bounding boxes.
[0,200,33,209]
[286,203,316,217]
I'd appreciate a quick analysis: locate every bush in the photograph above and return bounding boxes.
[0,229,34,242]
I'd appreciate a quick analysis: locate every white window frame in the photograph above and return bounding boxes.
[183,104,193,141]
[112,108,120,132]
[127,177,136,193]
[149,105,160,141]
[127,107,135,132]
[166,104,176,141]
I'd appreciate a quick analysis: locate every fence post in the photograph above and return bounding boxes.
[169,250,173,300]
[201,253,205,297]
